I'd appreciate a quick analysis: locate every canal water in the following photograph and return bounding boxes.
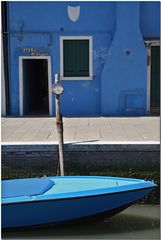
[2,204,160,240]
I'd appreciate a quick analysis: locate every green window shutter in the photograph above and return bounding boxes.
[63,40,76,77]
[63,40,89,77]
[77,40,89,77]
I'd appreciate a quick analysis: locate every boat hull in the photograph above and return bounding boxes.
[2,187,152,229]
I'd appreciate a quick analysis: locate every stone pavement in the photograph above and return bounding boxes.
[1,116,160,143]
[2,117,160,176]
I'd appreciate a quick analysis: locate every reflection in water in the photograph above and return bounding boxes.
[2,205,160,240]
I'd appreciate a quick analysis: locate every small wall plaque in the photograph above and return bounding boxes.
[67,6,80,22]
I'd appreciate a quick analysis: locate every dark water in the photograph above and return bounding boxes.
[2,205,160,240]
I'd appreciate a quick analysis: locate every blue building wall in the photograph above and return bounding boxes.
[7,1,160,116]
[140,2,160,38]
[102,2,147,115]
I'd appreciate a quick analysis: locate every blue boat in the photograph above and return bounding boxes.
[2,176,156,229]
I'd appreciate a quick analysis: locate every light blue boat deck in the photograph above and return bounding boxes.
[2,176,156,204]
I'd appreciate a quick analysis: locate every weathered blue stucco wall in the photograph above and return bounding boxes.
[140,1,160,38]
[101,2,147,115]
[7,1,160,116]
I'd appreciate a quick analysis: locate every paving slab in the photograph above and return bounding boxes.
[1,117,160,144]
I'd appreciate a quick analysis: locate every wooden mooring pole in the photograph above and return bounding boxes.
[54,73,64,176]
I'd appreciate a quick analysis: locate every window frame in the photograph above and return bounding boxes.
[60,36,93,80]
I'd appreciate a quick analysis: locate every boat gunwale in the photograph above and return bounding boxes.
[1,186,155,206]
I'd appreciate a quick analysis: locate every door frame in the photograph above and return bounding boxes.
[145,40,160,115]
[19,56,52,116]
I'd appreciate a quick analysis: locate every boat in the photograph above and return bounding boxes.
[1,175,157,229]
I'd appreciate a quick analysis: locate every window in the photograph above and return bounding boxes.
[60,36,93,80]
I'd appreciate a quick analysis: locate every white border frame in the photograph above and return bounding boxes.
[19,56,52,116]
[145,40,160,114]
[60,36,93,80]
